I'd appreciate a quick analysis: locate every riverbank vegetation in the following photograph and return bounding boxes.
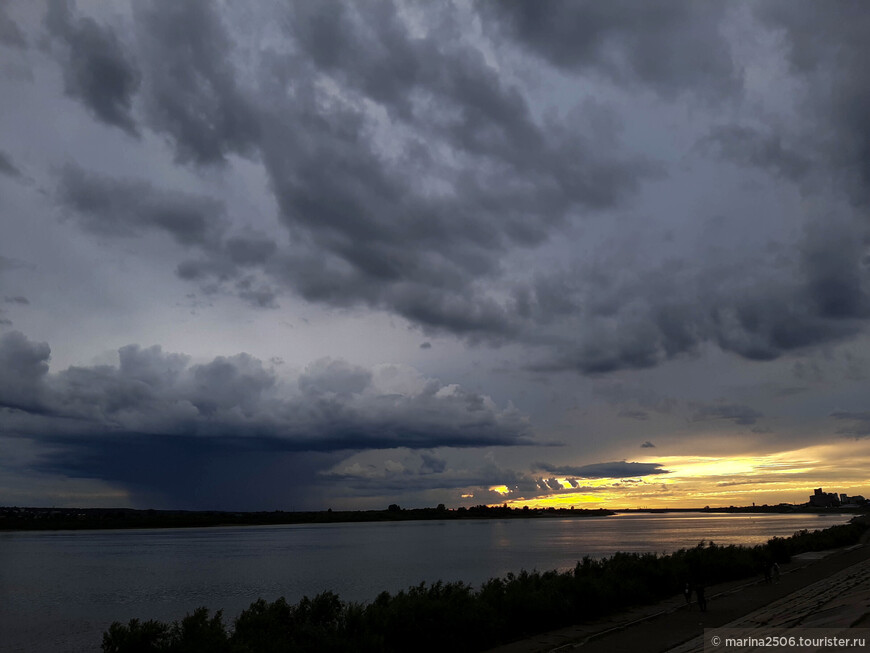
[102,518,868,653]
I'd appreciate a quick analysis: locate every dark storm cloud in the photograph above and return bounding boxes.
[691,402,763,426]
[641,441,656,448]
[618,409,649,421]
[298,359,372,397]
[224,235,278,267]
[36,1,870,377]
[58,166,225,248]
[711,289,857,362]
[687,4,870,367]
[4,296,29,305]
[800,218,869,320]
[337,454,668,505]
[175,258,278,306]
[535,461,669,478]
[0,5,26,49]
[755,2,870,205]
[0,331,534,454]
[0,331,50,413]
[177,234,277,283]
[501,3,870,374]
[830,412,870,437]
[45,1,140,136]
[486,1,738,98]
[324,463,519,497]
[594,381,678,415]
[701,125,813,181]
[527,213,869,372]
[257,92,650,333]
[420,452,447,474]
[132,0,259,164]
[54,168,279,309]
[34,434,341,510]
[0,327,539,508]
[112,0,656,335]
[523,266,712,373]
[0,150,21,178]
[323,459,580,502]
[234,281,279,310]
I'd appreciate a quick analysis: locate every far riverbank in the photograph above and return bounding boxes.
[0,504,615,531]
[3,503,860,532]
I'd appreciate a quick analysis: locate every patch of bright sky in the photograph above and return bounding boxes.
[494,443,870,509]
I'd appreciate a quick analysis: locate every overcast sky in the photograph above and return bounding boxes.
[2,0,869,511]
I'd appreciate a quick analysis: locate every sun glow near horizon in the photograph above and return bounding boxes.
[492,443,870,510]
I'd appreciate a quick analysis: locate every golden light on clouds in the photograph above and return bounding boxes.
[495,442,870,509]
[507,493,609,509]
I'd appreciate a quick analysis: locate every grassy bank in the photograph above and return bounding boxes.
[102,518,868,653]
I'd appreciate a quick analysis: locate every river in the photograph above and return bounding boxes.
[0,512,852,652]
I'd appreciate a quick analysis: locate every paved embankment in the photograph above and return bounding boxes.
[488,542,870,653]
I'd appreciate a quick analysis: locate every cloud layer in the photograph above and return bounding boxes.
[33,0,870,376]
[2,1,870,509]
[0,331,533,452]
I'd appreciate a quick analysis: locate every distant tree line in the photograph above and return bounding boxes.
[0,504,613,531]
[102,518,868,653]
[5,502,860,532]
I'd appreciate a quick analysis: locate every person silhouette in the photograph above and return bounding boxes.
[695,583,707,612]
[683,582,692,607]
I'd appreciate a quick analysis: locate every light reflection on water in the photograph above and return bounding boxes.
[0,512,852,652]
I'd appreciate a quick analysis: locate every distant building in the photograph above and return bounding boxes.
[809,488,840,508]
[841,495,866,507]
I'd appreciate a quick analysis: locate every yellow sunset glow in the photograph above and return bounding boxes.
[493,443,870,509]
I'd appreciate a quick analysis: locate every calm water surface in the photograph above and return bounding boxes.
[0,512,851,652]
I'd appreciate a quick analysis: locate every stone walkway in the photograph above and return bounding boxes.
[666,548,870,652]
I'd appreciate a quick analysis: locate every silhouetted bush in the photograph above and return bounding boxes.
[783,521,866,555]
[102,618,172,653]
[103,519,868,652]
